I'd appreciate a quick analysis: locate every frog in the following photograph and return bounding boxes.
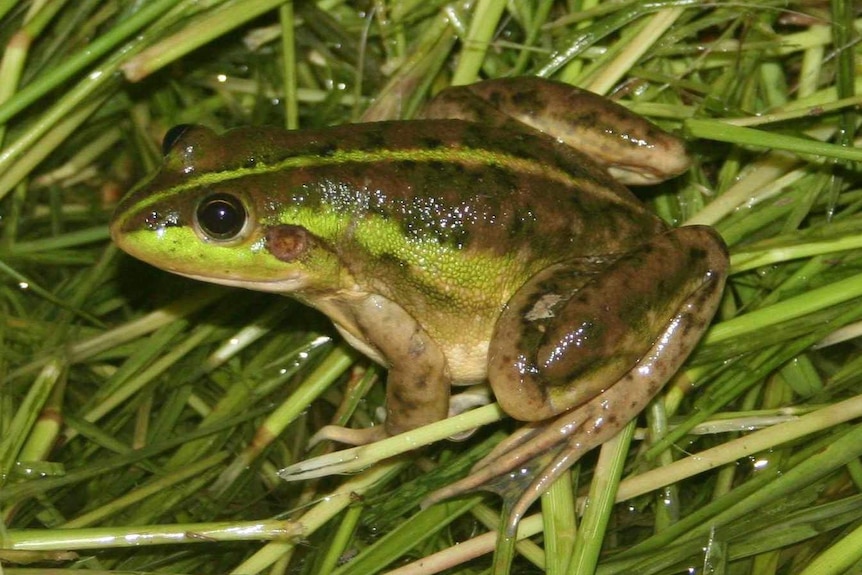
[110,77,728,537]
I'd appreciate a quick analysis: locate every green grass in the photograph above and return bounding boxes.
[3,1,862,574]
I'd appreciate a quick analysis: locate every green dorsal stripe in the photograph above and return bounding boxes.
[128,145,630,213]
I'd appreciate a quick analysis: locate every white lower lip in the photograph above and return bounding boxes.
[177,271,307,293]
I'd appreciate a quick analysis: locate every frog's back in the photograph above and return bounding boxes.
[229,120,666,254]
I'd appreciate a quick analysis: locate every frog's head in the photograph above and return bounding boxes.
[110,125,345,294]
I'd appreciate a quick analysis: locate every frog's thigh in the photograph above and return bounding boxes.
[489,225,727,421]
[350,296,452,436]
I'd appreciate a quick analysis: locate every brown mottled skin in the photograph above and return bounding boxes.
[111,77,728,537]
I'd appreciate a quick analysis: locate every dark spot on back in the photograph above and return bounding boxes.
[421,136,444,149]
[318,143,337,157]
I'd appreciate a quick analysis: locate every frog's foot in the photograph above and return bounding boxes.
[447,385,493,440]
[423,384,624,536]
[311,386,491,447]
[449,385,492,417]
[308,424,387,448]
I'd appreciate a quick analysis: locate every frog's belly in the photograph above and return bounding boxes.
[338,324,490,385]
[443,340,490,385]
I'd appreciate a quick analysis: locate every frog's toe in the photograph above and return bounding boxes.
[423,399,603,535]
[423,438,566,535]
[308,424,387,448]
[448,384,493,417]
[446,385,493,440]
[424,334,675,535]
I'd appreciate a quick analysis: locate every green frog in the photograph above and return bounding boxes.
[111,77,728,535]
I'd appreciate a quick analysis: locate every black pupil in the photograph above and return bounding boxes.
[197,194,246,240]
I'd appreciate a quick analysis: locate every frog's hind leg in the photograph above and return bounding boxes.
[490,225,727,425]
[423,225,728,536]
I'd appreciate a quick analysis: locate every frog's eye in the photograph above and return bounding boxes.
[195,193,249,242]
[162,124,194,155]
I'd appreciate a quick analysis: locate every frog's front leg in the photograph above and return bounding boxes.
[424,225,728,534]
[310,294,452,445]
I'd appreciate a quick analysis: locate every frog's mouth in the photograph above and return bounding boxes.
[112,215,315,293]
[175,270,310,293]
